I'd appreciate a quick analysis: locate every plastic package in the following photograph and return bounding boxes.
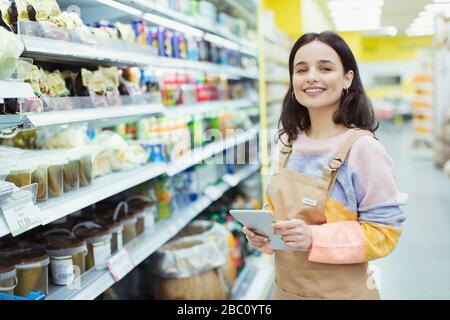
[31,162,48,202]
[0,263,17,295]
[9,248,49,297]
[96,218,123,254]
[63,154,80,193]
[79,150,93,187]
[0,22,25,79]
[92,147,112,178]
[73,223,112,270]
[5,162,36,188]
[46,238,87,286]
[112,201,137,245]
[47,158,67,199]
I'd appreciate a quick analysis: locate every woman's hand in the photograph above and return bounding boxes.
[242,227,274,254]
[273,219,312,251]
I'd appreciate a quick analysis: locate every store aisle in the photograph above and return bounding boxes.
[373,121,450,300]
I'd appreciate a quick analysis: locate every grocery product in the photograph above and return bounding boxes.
[5,162,36,188]
[73,223,112,270]
[31,162,48,202]
[0,262,17,295]
[9,248,49,297]
[63,154,80,193]
[156,176,172,220]
[79,151,93,187]
[47,158,67,199]
[96,218,123,254]
[46,238,87,286]
[113,201,137,245]
[0,26,25,79]
[127,195,157,235]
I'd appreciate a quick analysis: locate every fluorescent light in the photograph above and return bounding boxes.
[95,0,143,16]
[143,13,204,37]
[433,0,450,3]
[203,33,240,50]
[329,0,383,31]
[406,27,434,36]
[363,26,397,36]
[328,0,383,11]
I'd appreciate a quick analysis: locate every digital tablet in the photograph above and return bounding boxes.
[229,209,304,251]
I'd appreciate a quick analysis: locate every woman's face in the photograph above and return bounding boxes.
[292,40,354,110]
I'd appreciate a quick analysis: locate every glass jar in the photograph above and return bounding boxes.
[46,238,87,286]
[73,227,112,270]
[112,201,137,245]
[10,248,49,297]
[0,263,17,295]
[96,218,124,254]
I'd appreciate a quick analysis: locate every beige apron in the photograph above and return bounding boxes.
[267,130,380,300]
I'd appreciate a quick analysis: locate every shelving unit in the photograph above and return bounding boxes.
[0,0,265,301]
[0,129,258,238]
[45,164,260,300]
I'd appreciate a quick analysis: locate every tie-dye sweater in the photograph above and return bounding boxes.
[267,128,408,264]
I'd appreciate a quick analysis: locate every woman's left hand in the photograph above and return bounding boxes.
[273,219,312,250]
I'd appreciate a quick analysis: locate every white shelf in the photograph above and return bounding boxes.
[163,99,256,117]
[45,164,261,300]
[0,130,259,238]
[22,103,165,128]
[21,36,258,79]
[125,0,258,57]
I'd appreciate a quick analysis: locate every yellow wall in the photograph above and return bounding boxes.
[361,36,432,61]
[263,0,302,40]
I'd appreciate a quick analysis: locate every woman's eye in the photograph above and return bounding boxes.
[321,67,332,72]
[296,69,307,73]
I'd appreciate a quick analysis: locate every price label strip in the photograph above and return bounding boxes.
[1,197,41,237]
[107,249,135,283]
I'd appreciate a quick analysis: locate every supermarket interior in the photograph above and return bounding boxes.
[0,0,449,301]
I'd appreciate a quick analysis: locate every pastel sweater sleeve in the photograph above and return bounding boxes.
[308,136,408,264]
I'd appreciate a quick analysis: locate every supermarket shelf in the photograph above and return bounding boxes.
[166,127,259,176]
[0,130,259,238]
[45,164,261,300]
[121,0,258,57]
[232,253,274,300]
[163,99,256,117]
[22,103,165,129]
[266,77,289,85]
[21,36,258,79]
[38,163,167,227]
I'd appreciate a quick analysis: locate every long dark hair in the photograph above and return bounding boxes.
[278,31,378,144]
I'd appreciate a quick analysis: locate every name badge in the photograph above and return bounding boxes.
[302,197,317,207]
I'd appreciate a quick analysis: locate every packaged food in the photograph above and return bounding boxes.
[157,27,173,57]
[0,262,17,295]
[1,129,37,149]
[0,25,25,80]
[36,126,89,149]
[31,162,48,202]
[127,196,157,235]
[92,147,112,178]
[172,32,187,59]
[116,22,135,43]
[79,150,93,187]
[131,20,147,45]
[47,158,67,199]
[73,224,112,270]
[63,153,80,193]
[0,0,13,30]
[95,218,123,254]
[14,0,30,20]
[46,238,87,286]
[5,162,36,188]
[9,248,49,297]
[112,201,137,245]
[156,177,172,220]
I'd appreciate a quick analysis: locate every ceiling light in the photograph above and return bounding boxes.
[425,3,450,11]
[328,0,383,11]
[143,13,204,37]
[95,0,143,16]
[328,0,384,31]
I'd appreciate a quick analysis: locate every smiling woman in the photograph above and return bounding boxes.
[243,31,408,300]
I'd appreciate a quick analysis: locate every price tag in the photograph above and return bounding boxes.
[107,249,135,283]
[1,197,41,237]
[223,174,240,187]
[204,186,222,201]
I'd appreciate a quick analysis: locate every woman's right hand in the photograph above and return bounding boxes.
[242,227,274,254]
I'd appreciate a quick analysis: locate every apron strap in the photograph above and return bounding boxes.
[322,129,374,198]
[279,142,293,168]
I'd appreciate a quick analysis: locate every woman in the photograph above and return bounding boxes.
[243,31,408,300]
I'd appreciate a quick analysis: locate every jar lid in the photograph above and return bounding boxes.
[9,248,49,265]
[96,217,122,230]
[0,261,15,274]
[74,227,111,242]
[47,238,86,251]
